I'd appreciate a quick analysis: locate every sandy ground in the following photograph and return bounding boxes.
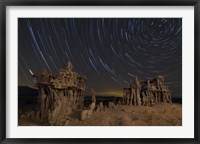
[19,103,182,126]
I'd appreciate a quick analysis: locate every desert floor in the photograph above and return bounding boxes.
[19,103,182,126]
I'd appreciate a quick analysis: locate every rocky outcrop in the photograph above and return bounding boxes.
[123,75,172,106]
[31,61,86,125]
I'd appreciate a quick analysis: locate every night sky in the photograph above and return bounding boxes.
[18,18,182,97]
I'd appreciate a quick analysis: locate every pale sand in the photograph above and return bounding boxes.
[18,103,182,126]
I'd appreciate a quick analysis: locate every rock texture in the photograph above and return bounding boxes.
[31,61,86,125]
[123,75,172,106]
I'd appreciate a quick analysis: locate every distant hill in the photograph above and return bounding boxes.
[18,86,38,97]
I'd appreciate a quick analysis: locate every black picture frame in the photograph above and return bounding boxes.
[0,0,199,143]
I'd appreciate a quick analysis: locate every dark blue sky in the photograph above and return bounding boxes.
[18,18,182,97]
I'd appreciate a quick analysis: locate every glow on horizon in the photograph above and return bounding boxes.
[96,90,123,97]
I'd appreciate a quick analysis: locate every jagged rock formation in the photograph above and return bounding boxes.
[123,75,172,106]
[32,61,86,125]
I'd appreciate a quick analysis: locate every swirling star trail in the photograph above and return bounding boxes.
[18,18,182,97]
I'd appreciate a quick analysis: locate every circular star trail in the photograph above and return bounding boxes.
[18,18,182,97]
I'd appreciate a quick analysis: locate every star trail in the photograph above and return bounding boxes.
[18,18,182,97]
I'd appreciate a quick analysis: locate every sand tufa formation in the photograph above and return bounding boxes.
[123,75,172,106]
[30,61,86,125]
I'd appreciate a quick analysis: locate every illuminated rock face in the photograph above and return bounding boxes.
[123,75,172,106]
[33,61,86,125]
